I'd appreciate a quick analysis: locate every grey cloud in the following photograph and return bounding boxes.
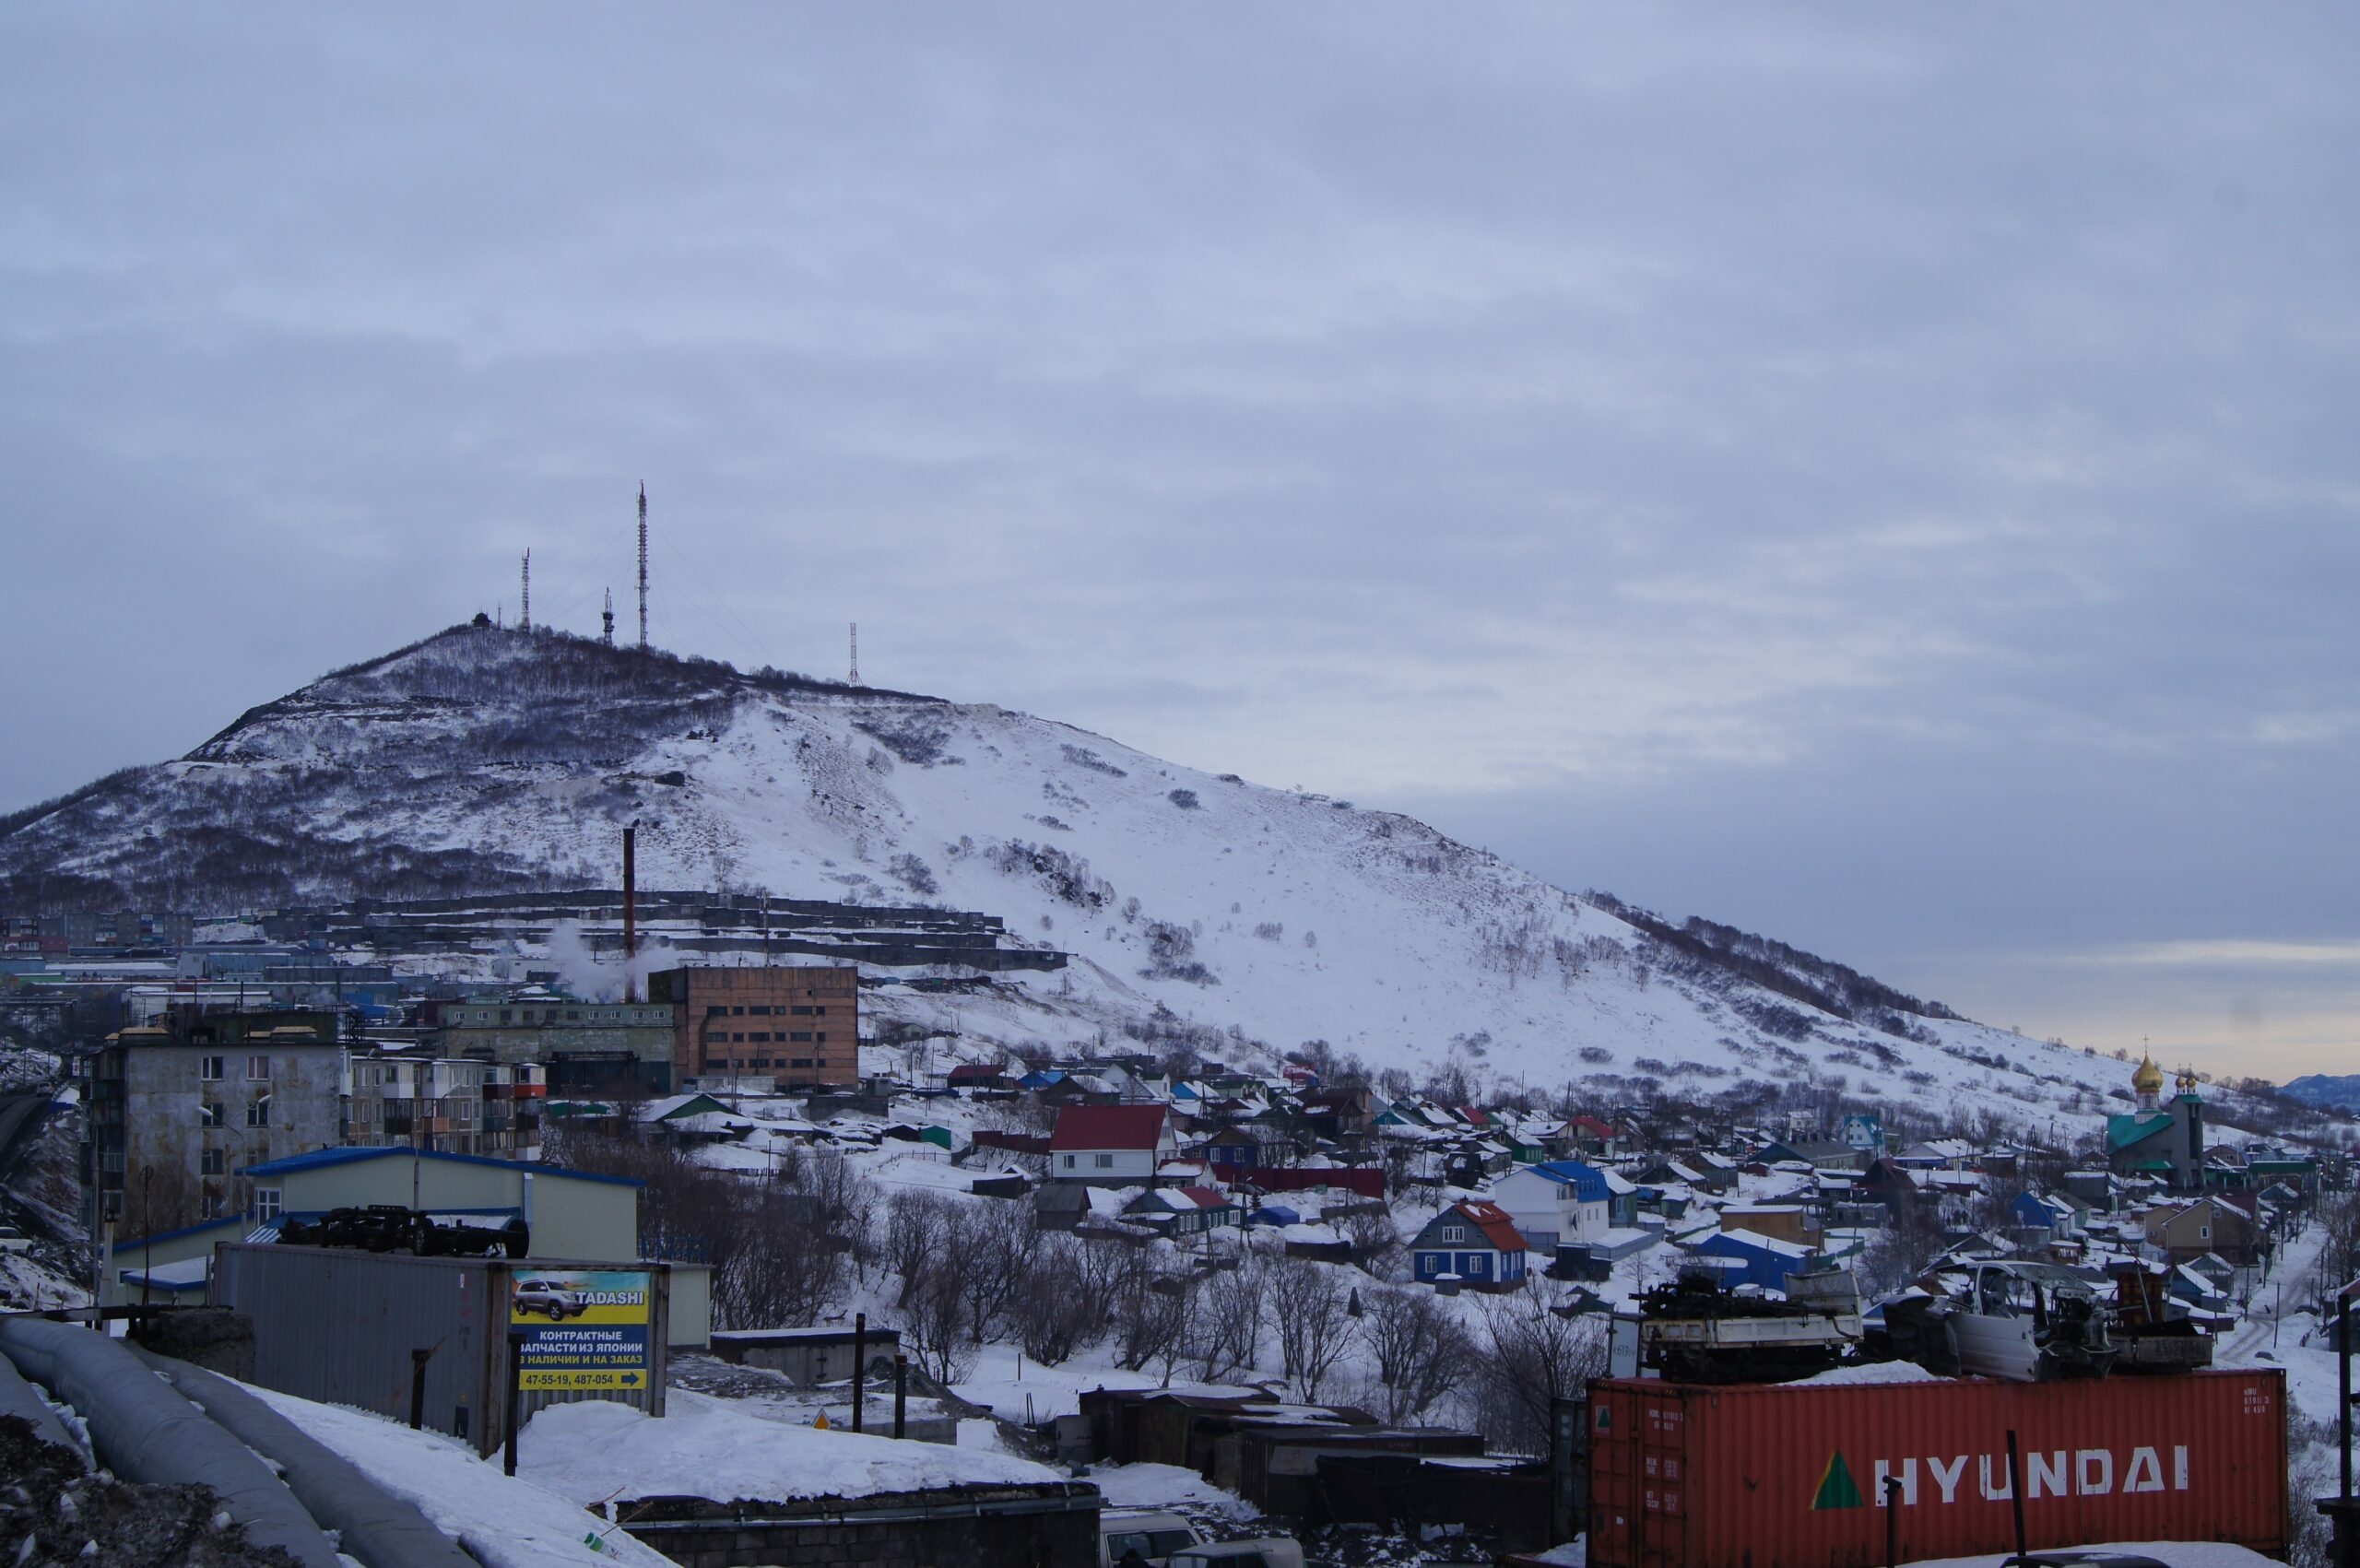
[2,3,2354,1075]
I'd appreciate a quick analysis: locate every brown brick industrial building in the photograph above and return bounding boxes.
[646,964,857,1091]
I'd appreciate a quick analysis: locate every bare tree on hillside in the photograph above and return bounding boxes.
[1468,1278,1607,1456]
[1112,1264,1194,1375]
[880,1188,952,1308]
[903,1265,975,1385]
[1015,1234,1104,1365]
[948,1198,1034,1342]
[1189,1257,1266,1384]
[1359,1285,1475,1424]
[1264,1258,1352,1403]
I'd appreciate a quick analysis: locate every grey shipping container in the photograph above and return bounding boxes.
[212,1242,669,1458]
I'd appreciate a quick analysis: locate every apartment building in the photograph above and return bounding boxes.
[646,964,858,1091]
[434,996,678,1094]
[340,1051,544,1157]
[80,1008,342,1230]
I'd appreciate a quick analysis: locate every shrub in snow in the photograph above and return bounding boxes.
[1167,788,1199,809]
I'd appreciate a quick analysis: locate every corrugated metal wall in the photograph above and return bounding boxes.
[214,1244,667,1458]
[1589,1370,2287,1568]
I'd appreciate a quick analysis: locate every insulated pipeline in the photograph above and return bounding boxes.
[0,1317,342,1568]
[0,1344,84,1458]
[134,1347,481,1568]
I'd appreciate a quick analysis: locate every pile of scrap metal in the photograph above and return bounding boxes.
[1633,1262,1863,1383]
[276,1205,529,1258]
[1864,1258,2173,1383]
[2106,1259,2216,1373]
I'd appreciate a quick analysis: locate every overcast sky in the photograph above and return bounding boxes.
[4,6,2354,1079]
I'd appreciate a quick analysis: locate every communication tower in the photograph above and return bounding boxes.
[637,484,650,649]
[848,622,861,686]
[602,588,615,646]
[520,549,531,631]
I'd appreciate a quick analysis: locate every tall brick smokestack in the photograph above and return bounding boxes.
[622,824,638,1003]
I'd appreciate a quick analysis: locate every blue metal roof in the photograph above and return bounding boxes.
[1528,1160,1611,1202]
[238,1146,643,1187]
[107,1214,246,1252]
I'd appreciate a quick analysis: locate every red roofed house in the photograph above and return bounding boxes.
[1410,1199,1529,1291]
[1048,1104,1176,1185]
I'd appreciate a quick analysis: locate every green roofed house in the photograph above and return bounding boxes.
[2106,1054,2205,1192]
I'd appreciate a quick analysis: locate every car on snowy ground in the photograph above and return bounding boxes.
[1100,1509,1205,1566]
[1168,1539,1304,1568]
[0,1224,30,1253]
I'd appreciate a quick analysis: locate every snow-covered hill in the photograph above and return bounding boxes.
[0,625,2177,1136]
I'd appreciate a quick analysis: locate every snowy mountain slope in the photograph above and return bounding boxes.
[0,626,2180,1135]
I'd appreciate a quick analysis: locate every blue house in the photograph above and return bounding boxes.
[1687,1228,1815,1293]
[1410,1200,1529,1291]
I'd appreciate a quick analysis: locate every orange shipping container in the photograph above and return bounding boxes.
[1587,1370,2287,1568]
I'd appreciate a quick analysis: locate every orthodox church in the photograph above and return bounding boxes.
[2106,1052,2205,1189]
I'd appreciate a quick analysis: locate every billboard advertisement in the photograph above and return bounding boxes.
[510,1268,652,1391]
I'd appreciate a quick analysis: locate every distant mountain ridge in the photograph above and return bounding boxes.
[2280,1074,2360,1113]
[0,624,2239,1136]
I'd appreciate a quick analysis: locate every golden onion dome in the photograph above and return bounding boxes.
[2131,1054,2165,1095]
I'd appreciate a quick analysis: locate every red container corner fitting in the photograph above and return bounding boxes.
[1587,1369,2288,1568]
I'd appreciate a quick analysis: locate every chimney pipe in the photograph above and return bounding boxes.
[622,825,638,1002]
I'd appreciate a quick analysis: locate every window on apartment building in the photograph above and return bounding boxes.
[731,1006,746,1016]
[1095,1153,1115,1169]
[731,1032,746,1043]
[789,1032,813,1043]
[501,1010,513,1024]
[791,1006,814,1016]
[706,1004,728,1016]
[247,1098,272,1127]
[246,1055,270,1081]
[200,1055,225,1081]
[201,1149,226,1176]
[255,1187,281,1221]
[200,1102,224,1128]
[747,1032,770,1043]
[788,1057,810,1068]
[749,1005,772,1015]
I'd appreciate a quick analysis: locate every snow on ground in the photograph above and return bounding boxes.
[243,1383,677,1568]
[1794,1360,1948,1386]
[516,1386,1064,1506]
[1089,1462,1258,1521]
[953,1338,1268,1424]
[1907,1548,2281,1568]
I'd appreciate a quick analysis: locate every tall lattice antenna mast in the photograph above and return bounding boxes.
[848,622,861,686]
[519,549,531,631]
[602,588,615,646]
[636,484,650,649]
